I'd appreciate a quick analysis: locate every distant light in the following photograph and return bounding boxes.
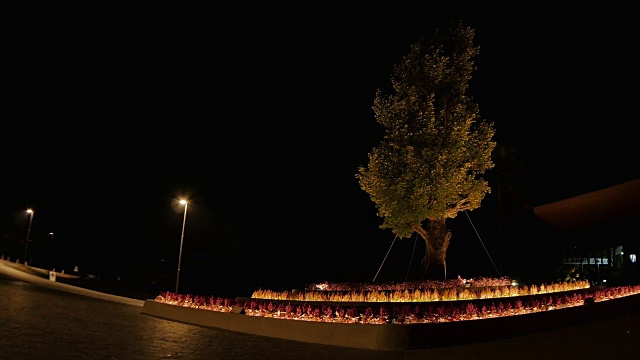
[603,279,607,283]
[631,254,637,263]
[511,281,518,286]
[315,283,327,290]
[26,209,33,213]
[179,200,187,205]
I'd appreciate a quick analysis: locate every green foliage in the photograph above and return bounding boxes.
[356,21,496,240]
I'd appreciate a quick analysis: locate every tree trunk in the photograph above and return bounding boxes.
[414,218,451,279]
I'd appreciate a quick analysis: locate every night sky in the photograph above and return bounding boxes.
[3,8,638,296]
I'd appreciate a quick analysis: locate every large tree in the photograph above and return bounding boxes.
[356,22,496,279]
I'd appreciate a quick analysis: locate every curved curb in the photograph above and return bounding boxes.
[142,300,409,350]
[0,260,144,307]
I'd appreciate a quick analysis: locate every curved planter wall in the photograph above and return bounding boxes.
[141,294,639,350]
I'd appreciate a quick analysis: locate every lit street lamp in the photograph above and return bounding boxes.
[23,209,34,265]
[175,199,188,294]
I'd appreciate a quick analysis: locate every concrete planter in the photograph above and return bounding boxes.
[141,293,639,350]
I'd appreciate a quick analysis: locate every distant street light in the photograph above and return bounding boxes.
[175,199,188,294]
[23,209,34,265]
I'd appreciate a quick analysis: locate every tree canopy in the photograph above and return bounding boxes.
[356,21,496,278]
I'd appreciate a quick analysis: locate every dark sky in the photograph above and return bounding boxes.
[2,8,638,296]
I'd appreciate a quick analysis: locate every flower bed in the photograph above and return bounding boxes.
[306,275,514,291]
[251,280,590,302]
[154,281,640,325]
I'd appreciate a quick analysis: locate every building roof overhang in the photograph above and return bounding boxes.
[532,179,640,231]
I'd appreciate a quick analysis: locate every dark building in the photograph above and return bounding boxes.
[531,179,640,286]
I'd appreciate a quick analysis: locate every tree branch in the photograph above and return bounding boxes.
[445,197,471,217]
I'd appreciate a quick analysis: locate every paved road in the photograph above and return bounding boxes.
[1,275,639,359]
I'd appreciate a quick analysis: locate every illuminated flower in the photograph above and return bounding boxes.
[365,307,373,318]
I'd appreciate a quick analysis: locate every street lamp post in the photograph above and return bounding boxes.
[23,209,34,265]
[175,200,188,294]
[49,232,55,271]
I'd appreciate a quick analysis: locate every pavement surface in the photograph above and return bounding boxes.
[1,260,639,359]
